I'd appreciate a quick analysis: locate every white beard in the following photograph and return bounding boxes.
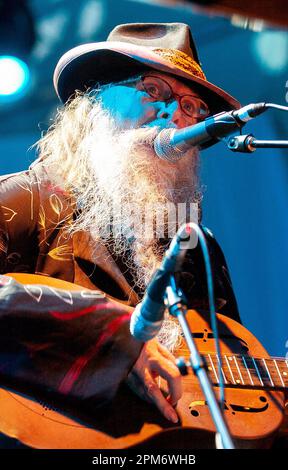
[72,108,200,285]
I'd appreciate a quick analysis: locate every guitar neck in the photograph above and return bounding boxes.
[203,353,288,391]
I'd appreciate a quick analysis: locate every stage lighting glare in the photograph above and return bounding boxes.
[254,32,288,73]
[0,56,30,98]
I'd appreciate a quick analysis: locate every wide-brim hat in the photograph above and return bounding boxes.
[53,22,240,115]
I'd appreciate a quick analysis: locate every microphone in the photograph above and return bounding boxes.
[130,224,194,341]
[154,102,267,161]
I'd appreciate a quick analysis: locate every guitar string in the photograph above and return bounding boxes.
[192,353,288,386]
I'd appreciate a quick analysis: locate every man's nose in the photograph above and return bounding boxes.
[156,100,183,127]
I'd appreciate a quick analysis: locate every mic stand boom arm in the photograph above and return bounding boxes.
[165,275,235,450]
[226,134,288,153]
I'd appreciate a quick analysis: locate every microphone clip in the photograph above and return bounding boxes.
[227,134,256,153]
[164,280,187,318]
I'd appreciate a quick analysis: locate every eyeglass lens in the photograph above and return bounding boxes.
[142,76,209,119]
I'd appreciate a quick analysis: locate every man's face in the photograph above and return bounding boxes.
[97,71,209,130]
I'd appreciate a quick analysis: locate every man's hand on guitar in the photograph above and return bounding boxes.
[126,338,182,423]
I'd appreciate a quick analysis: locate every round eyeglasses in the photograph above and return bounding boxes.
[138,75,210,120]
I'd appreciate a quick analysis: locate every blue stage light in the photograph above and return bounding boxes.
[0,55,30,101]
[253,32,288,74]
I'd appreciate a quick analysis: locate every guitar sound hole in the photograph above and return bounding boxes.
[191,410,199,417]
[259,396,267,403]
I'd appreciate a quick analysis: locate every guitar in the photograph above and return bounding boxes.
[0,274,286,449]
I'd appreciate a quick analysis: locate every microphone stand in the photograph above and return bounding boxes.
[165,275,235,450]
[225,134,288,153]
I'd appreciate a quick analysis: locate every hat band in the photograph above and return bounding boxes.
[152,48,206,81]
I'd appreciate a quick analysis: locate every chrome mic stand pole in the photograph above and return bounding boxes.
[165,275,235,450]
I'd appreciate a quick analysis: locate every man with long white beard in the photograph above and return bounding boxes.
[0,23,241,439]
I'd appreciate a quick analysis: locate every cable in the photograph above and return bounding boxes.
[185,223,225,407]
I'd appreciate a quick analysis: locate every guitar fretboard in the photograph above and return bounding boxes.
[203,353,288,390]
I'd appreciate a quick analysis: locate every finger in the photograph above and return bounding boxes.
[144,370,179,423]
[157,342,178,363]
[150,357,182,406]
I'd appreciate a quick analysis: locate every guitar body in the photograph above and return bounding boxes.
[0,274,285,449]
